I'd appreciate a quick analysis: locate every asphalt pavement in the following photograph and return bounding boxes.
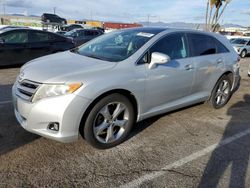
[0,58,250,188]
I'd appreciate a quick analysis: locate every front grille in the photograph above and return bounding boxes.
[16,80,41,102]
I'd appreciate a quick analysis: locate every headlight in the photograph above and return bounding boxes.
[32,83,82,102]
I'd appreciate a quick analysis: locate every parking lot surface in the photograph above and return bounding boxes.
[0,58,250,187]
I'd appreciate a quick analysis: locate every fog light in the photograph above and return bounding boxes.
[48,122,59,131]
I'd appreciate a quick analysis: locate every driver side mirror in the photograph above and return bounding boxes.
[148,52,171,69]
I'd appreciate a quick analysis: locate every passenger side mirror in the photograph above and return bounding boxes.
[148,52,170,69]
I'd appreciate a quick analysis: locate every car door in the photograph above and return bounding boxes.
[0,30,29,66]
[144,33,195,111]
[28,30,54,61]
[187,33,226,95]
[84,30,95,42]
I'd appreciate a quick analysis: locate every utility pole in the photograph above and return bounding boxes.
[2,2,5,15]
[90,10,93,20]
[53,7,56,14]
[147,14,150,26]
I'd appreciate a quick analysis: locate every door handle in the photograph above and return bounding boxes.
[185,64,194,70]
[217,58,223,64]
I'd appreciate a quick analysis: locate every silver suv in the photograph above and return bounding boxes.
[231,38,250,58]
[12,28,240,149]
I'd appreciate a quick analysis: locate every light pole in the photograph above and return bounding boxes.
[53,7,56,14]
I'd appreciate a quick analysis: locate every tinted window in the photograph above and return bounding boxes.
[214,39,229,53]
[78,30,85,37]
[85,30,94,36]
[1,31,28,43]
[93,31,99,35]
[188,34,216,56]
[247,41,250,46]
[150,33,189,59]
[29,31,50,42]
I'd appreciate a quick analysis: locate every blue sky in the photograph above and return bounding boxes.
[0,0,249,26]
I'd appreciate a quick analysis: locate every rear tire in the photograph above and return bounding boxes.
[209,75,232,109]
[82,94,135,149]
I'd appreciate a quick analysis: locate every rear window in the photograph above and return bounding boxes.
[188,33,229,57]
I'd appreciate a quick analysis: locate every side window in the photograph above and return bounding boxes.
[150,33,189,60]
[79,31,85,37]
[29,32,50,42]
[214,39,229,53]
[52,34,65,42]
[94,31,99,35]
[1,31,28,44]
[85,31,94,36]
[247,41,250,46]
[188,34,216,56]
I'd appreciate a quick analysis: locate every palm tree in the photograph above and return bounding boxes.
[206,0,232,32]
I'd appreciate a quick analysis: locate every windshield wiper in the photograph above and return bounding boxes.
[84,54,107,61]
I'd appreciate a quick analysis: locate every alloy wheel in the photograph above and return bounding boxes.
[215,80,230,106]
[93,102,129,144]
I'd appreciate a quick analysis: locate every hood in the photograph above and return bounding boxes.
[20,51,116,83]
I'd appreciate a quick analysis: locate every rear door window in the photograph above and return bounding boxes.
[214,39,229,53]
[1,31,28,44]
[150,33,189,60]
[188,34,216,56]
[85,30,95,36]
[29,31,50,43]
[188,33,229,56]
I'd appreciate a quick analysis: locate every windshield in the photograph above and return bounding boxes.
[73,29,158,62]
[65,30,78,37]
[231,39,248,45]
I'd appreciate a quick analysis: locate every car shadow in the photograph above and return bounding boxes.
[0,84,40,156]
[198,94,250,188]
[128,102,204,140]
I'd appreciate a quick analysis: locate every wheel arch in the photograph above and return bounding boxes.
[79,89,139,136]
[208,71,234,101]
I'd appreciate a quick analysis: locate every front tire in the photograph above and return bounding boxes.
[82,94,135,149]
[209,75,232,109]
[240,50,247,58]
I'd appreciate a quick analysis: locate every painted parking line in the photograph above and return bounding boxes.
[0,100,12,105]
[120,128,250,188]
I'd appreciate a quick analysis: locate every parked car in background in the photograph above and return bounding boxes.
[231,38,250,58]
[13,28,240,149]
[65,28,103,46]
[0,28,75,66]
[60,24,83,32]
[56,31,67,36]
[41,13,67,24]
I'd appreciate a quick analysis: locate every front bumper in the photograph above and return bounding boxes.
[12,83,91,143]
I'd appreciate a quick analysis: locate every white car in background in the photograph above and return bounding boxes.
[231,38,250,58]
